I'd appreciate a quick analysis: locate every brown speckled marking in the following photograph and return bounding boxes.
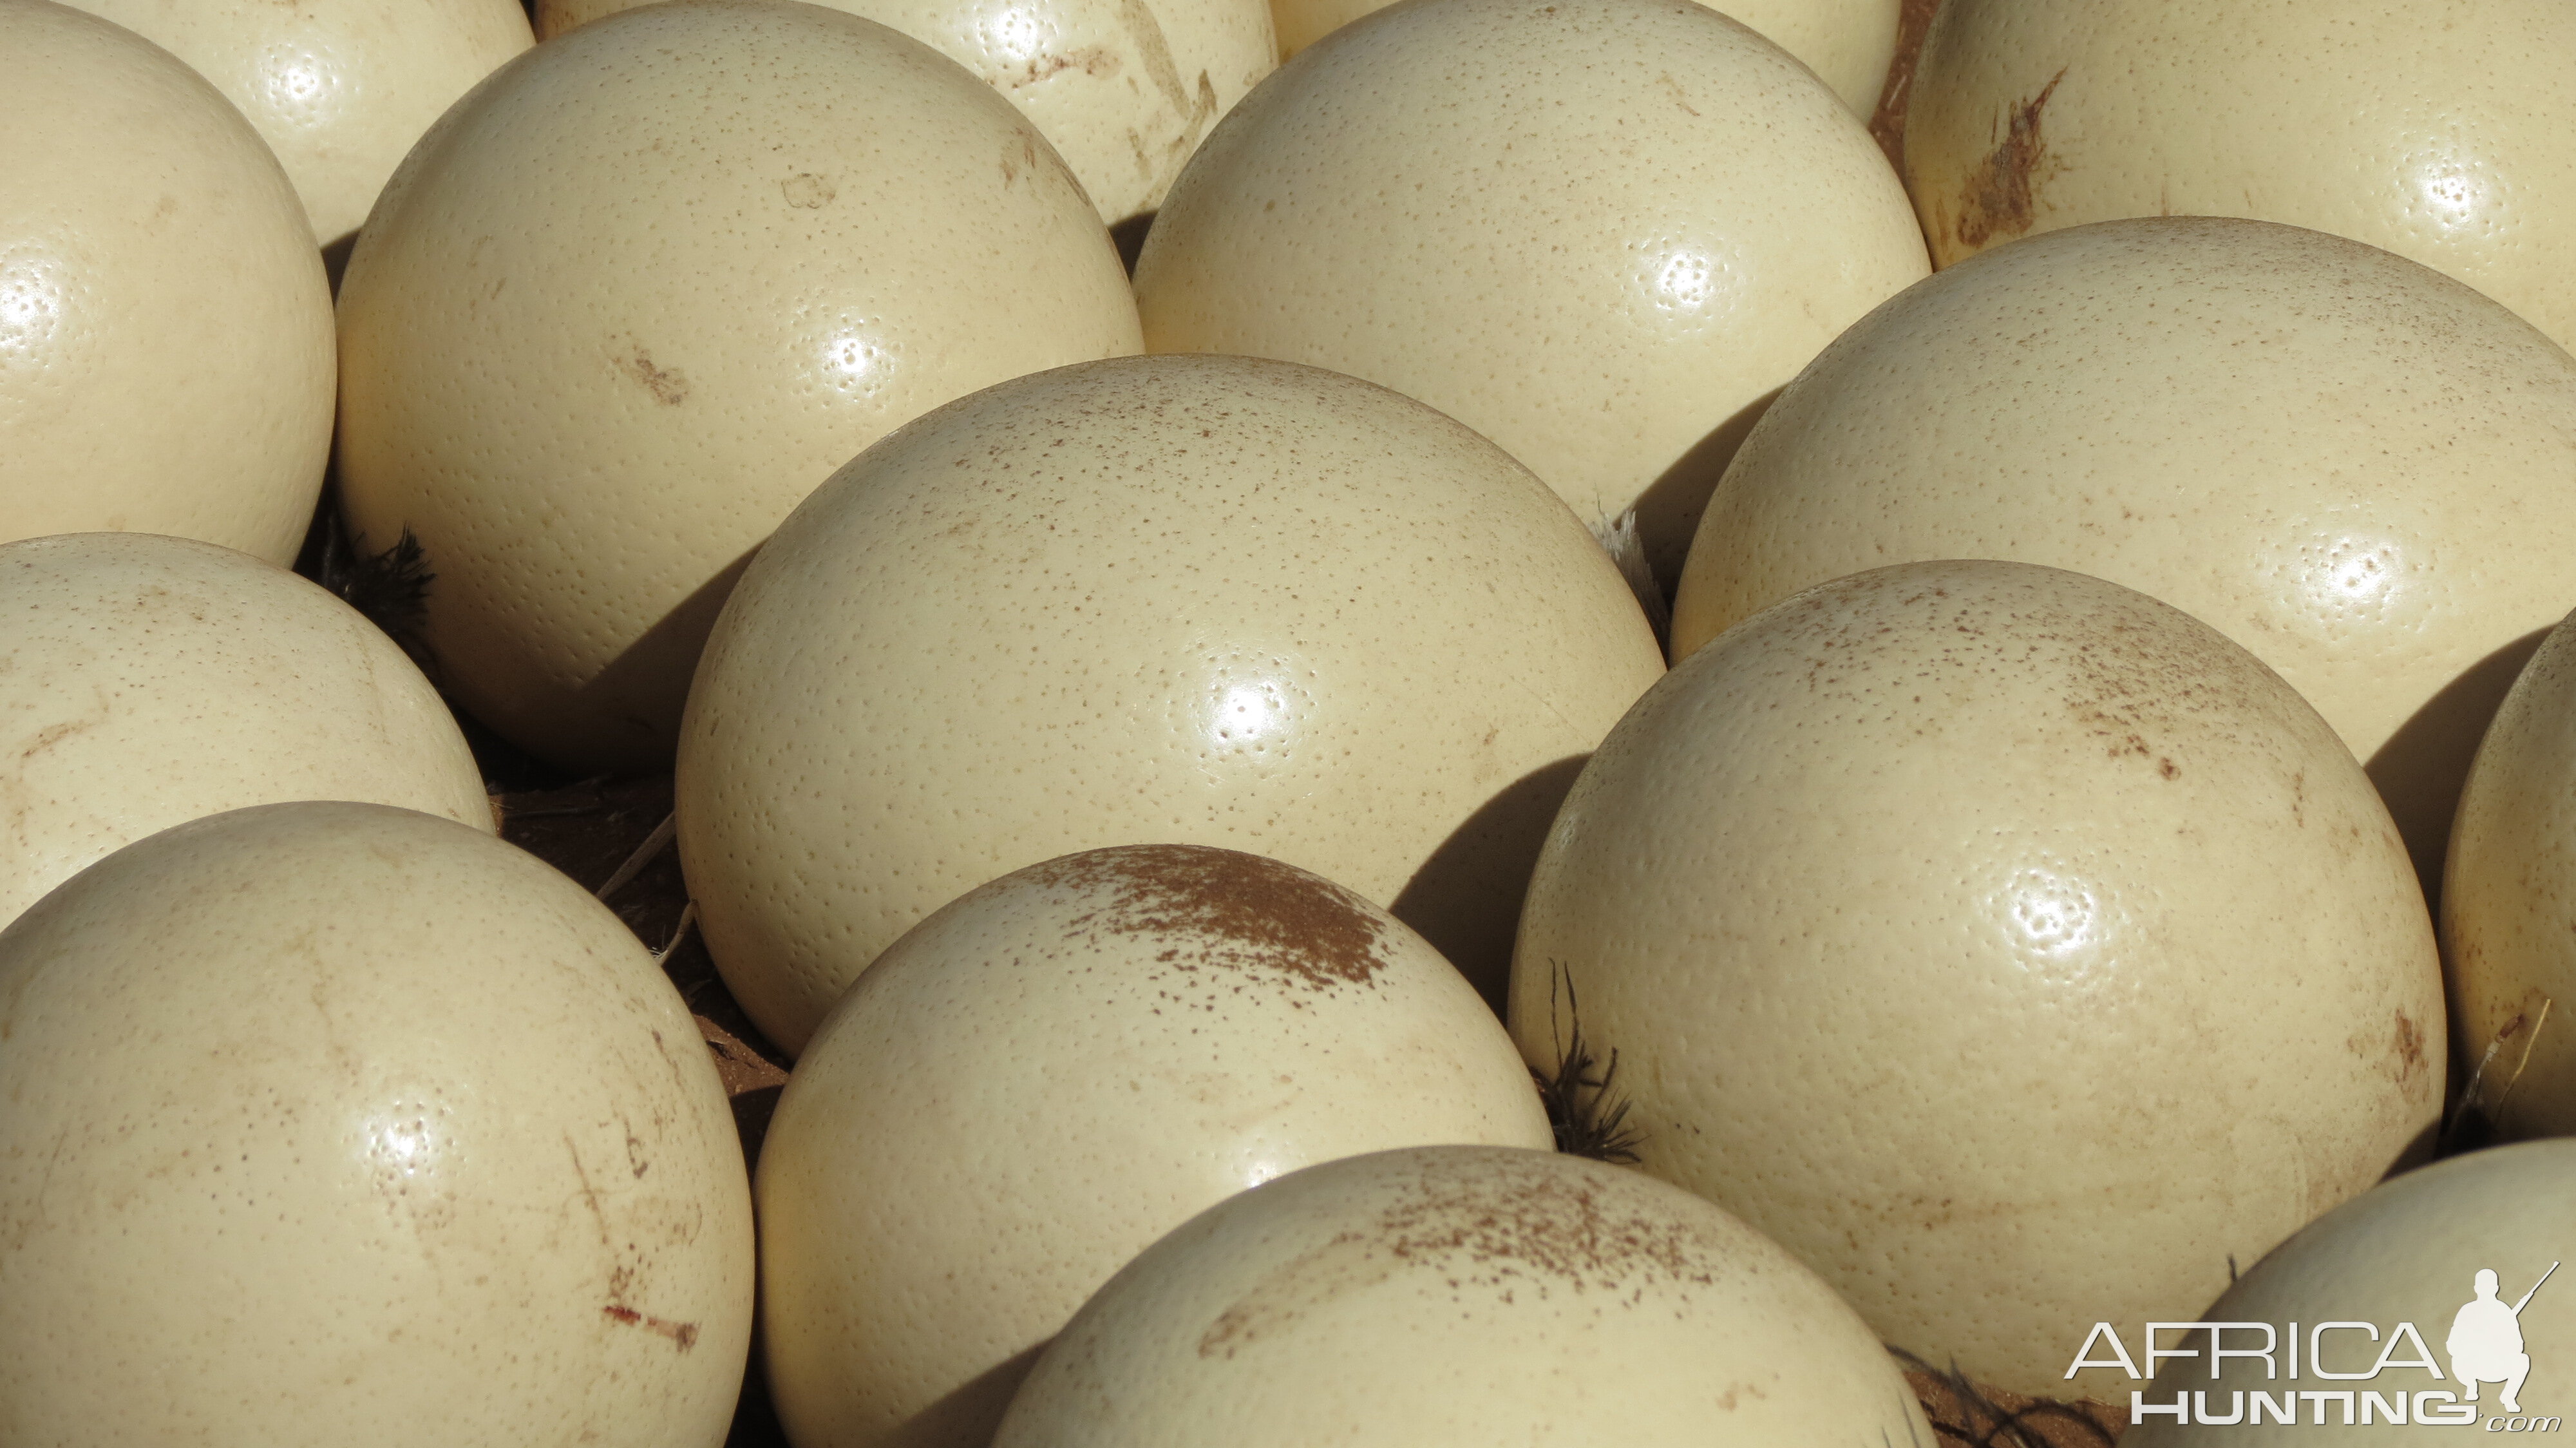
[1007,47,1122,87]
[2392,1008,2425,1081]
[1195,1158,1725,1358]
[601,1304,699,1350]
[1039,844,1390,990]
[1955,68,2065,249]
[615,345,689,406]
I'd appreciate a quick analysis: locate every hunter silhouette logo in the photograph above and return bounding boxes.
[2068,1261,2562,1429]
[2456,1264,2555,1416]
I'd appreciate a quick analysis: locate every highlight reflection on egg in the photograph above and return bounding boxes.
[1516,558,2442,1399]
[2,1,332,562]
[676,353,1662,1053]
[0,801,754,1448]
[1679,216,2576,891]
[1901,0,2576,350]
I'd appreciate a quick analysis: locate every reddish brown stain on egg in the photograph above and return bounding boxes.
[601,1304,700,1350]
[2392,1008,2425,1081]
[1041,844,1390,989]
[1955,67,2065,249]
[615,345,690,405]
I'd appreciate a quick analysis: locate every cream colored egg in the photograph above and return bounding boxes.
[1133,0,1929,592]
[1901,0,2576,352]
[0,801,754,1447]
[65,0,531,251]
[676,353,1662,1054]
[757,844,1555,1448]
[536,0,1270,228]
[1513,559,2443,1397]
[2445,609,2576,1141]
[0,0,334,564]
[335,0,1142,773]
[2123,1141,2576,1443]
[1271,0,1898,117]
[1675,217,2576,896]
[990,1145,1936,1446]
[0,532,491,931]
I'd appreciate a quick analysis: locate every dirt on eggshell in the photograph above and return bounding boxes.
[383,1,2121,1441]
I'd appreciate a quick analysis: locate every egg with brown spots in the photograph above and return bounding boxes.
[0,0,334,563]
[0,531,491,934]
[533,0,1273,229]
[1900,0,2576,353]
[987,1145,1934,1445]
[756,844,1551,1448]
[1674,216,2576,896]
[1514,558,2443,1397]
[2443,607,2576,1141]
[334,0,1141,773]
[674,352,1663,1054]
[1133,0,1929,594]
[0,801,753,1447]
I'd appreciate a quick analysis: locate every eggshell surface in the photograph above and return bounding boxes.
[990,1145,1937,1447]
[2124,1141,2576,1443]
[2444,608,2576,1141]
[1271,0,1899,117]
[1132,0,1929,589]
[0,801,755,1447]
[0,531,491,932]
[335,0,1142,772]
[66,0,533,248]
[676,353,1663,1054]
[0,0,335,564]
[536,0,1272,227]
[1675,217,2576,895]
[1900,0,2576,352]
[1513,559,2444,1397]
[757,844,1553,1448]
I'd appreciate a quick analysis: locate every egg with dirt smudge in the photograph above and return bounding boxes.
[0,531,491,934]
[1516,558,2443,1398]
[1900,0,2576,353]
[756,844,1553,1448]
[334,0,1141,773]
[990,1145,1935,1446]
[1675,217,2576,898]
[0,801,753,1448]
